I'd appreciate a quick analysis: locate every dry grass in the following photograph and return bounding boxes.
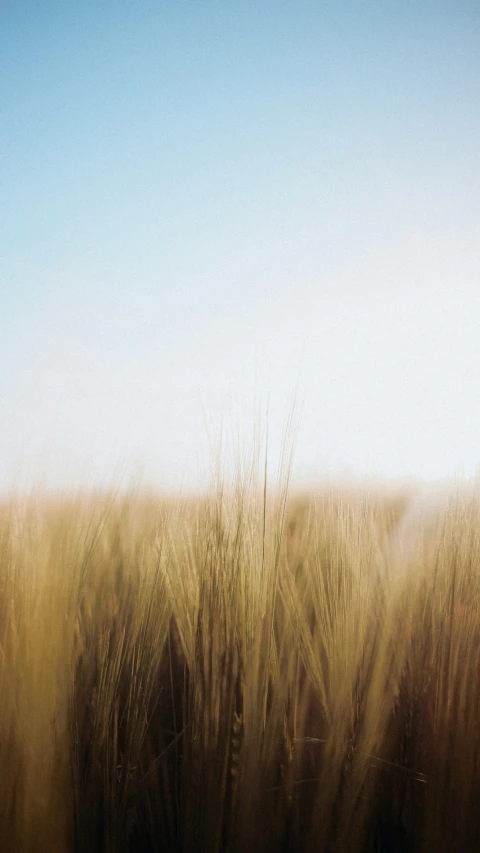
[1,471,480,852]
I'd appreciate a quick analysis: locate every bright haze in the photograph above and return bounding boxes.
[2,1,480,494]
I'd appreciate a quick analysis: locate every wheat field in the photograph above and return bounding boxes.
[1,464,480,852]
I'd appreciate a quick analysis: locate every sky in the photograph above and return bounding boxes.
[2,0,480,493]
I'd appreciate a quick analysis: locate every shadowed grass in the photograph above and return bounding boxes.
[0,473,480,851]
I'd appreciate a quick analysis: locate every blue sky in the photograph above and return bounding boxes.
[2,1,480,492]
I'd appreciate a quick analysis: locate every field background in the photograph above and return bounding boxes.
[1,469,479,853]
[3,6,480,850]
